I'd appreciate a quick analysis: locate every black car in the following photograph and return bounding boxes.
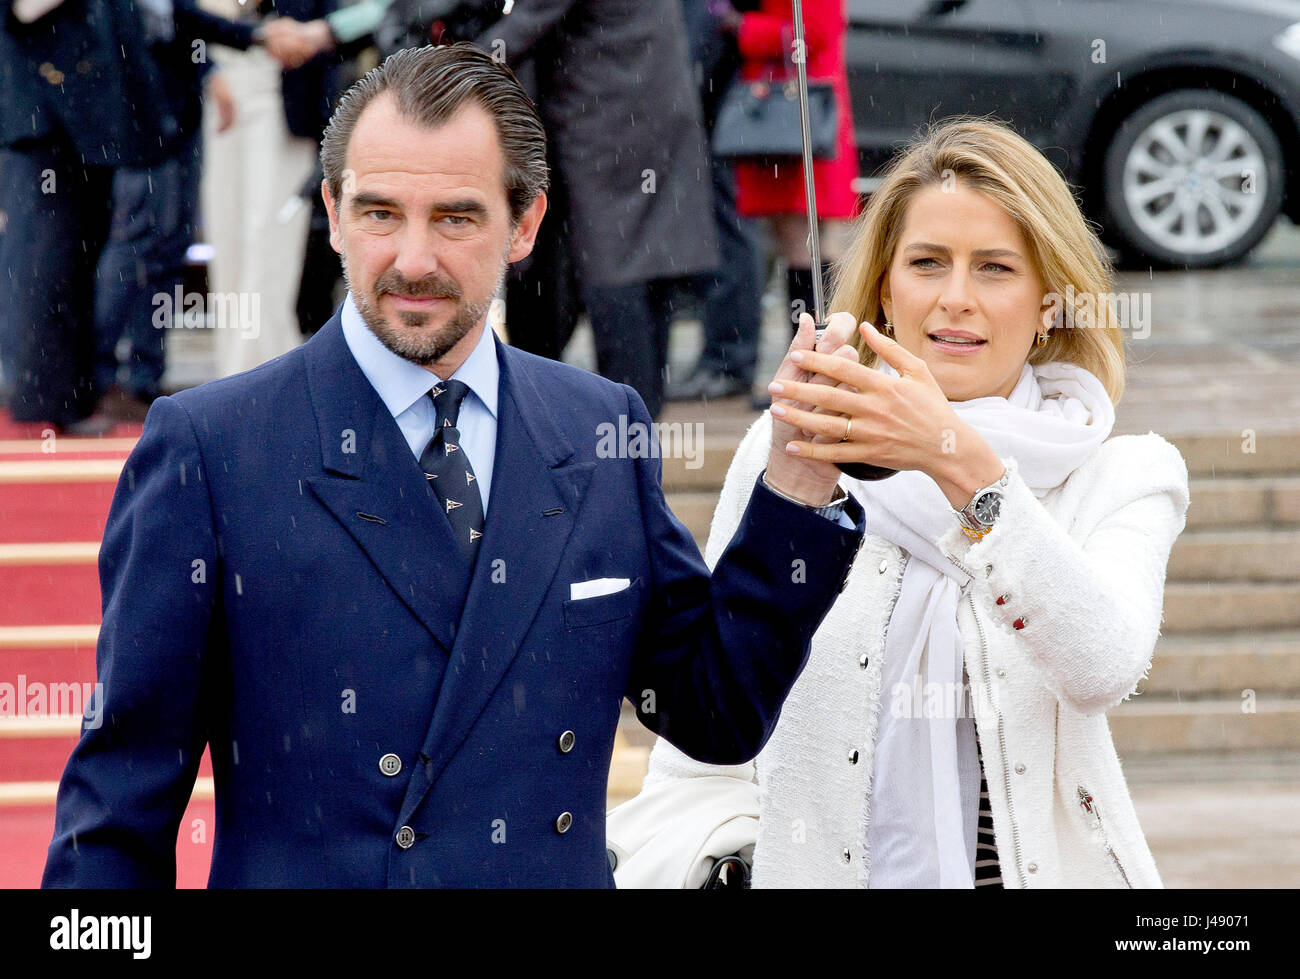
[846,0,1300,267]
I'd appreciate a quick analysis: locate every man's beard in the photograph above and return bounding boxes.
[341,248,508,367]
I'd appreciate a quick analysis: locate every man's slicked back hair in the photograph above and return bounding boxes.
[320,42,549,223]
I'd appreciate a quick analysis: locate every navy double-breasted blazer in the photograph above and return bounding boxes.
[42,311,864,887]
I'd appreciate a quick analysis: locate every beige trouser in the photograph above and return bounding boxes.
[201,43,317,379]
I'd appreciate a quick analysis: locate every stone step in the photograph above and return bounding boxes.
[1110,697,1300,754]
[1163,582,1300,633]
[1142,630,1300,696]
[1167,529,1300,581]
[1184,476,1300,530]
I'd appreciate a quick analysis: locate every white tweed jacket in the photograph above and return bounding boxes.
[607,411,1191,888]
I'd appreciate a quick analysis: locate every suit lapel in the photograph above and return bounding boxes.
[398,339,595,824]
[303,316,468,654]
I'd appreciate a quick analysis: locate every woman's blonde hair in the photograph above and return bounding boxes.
[829,117,1126,405]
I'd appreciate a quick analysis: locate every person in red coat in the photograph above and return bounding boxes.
[717,0,861,329]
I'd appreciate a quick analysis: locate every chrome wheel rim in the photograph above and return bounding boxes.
[1122,108,1267,256]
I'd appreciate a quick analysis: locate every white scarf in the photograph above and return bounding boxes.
[854,359,1115,887]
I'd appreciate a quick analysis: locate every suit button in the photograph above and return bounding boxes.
[1015,763,1026,775]
[558,730,575,753]
[76,59,92,75]
[395,825,416,849]
[607,848,618,872]
[847,749,859,764]
[556,812,573,834]
[379,753,402,776]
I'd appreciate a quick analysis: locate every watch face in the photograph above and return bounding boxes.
[972,491,1002,525]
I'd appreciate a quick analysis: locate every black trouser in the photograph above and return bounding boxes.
[94,129,202,398]
[582,278,679,420]
[1,135,114,425]
[693,158,762,385]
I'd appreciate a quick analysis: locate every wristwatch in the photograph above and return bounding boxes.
[951,467,1009,541]
[760,470,849,522]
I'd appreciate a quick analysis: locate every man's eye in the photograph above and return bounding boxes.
[367,210,393,221]
[441,215,471,226]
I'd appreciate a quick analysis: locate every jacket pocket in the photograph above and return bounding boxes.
[1077,785,1134,888]
[563,578,644,630]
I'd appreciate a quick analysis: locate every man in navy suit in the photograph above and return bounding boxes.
[43,43,865,888]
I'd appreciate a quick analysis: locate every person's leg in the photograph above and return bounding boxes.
[502,134,580,361]
[6,138,112,425]
[93,167,139,397]
[123,129,203,399]
[213,48,313,377]
[295,179,342,339]
[694,158,762,385]
[0,151,20,401]
[582,280,665,420]
[648,277,678,403]
[774,213,839,332]
[93,131,191,405]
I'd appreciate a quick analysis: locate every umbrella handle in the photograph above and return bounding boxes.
[792,0,896,482]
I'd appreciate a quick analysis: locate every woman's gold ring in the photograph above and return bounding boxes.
[840,417,854,442]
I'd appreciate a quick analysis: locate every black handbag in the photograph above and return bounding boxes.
[702,852,752,889]
[711,76,838,160]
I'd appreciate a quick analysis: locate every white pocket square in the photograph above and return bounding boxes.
[570,577,631,601]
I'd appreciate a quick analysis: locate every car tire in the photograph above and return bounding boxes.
[1101,89,1285,268]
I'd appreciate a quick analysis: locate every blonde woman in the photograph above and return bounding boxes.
[606,117,1191,889]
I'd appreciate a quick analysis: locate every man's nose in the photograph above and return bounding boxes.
[390,224,443,281]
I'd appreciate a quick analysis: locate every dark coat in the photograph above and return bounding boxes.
[2,0,179,166]
[471,0,719,287]
[41,311,864,887]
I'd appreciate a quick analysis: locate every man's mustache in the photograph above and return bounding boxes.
[376,271,462,300]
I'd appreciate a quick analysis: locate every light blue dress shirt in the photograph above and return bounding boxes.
[340,293,497,514]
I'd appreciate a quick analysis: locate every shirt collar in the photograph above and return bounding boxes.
[340,292,499,420]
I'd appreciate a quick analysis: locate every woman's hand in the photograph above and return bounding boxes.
[762,312,861,505]
[769,322,1005,506]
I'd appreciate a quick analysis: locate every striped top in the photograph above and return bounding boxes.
[974,740,1003,887]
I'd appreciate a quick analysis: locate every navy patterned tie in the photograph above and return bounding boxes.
[419,379,484,563]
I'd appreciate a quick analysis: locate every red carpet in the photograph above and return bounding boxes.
[0,410,217,887]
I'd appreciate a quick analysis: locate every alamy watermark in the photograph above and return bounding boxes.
[0,675,102,729]
[596,416,705,470]
[1043,284,1152,340]
[152,287,261,339]
[889,673,999,721]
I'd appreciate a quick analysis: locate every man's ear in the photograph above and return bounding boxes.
[507,192,547,264]
[322,179,342,255]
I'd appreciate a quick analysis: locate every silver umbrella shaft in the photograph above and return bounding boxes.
[792,0,826,331]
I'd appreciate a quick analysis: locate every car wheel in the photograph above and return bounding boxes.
[1101,89,1284,268]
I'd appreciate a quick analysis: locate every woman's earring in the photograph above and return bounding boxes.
[1036,329,1050,347]
[882,321,894,338]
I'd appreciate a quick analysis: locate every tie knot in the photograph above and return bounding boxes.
[429,379,471,430]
